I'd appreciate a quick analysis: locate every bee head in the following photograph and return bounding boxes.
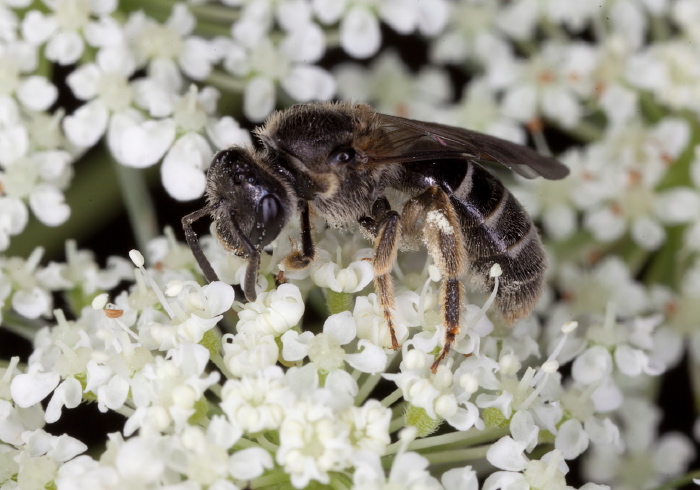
[205,147,293,256]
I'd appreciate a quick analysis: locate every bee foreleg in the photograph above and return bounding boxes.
[283,201,315,271]
[182,206,220,283]
[370,200,401,350]
[403,187,467,372]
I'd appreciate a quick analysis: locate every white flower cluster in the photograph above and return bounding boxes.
[3,0,700,489]
[0,224,675,489]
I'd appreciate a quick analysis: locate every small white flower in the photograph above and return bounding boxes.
[125,5,217,88]
[221,36,334,122]
[0,41,56,112]
[22,0,117,65]
[284,311,387,374]
[501,42,596,128]
[583,398,695,489]
[0,128,73,230]
[340,399,391,455]
[220,366,294,433]
[229,447,273,481]
[62,46,135,148]
[354,292,417,349]
[4,248,53,319]
[107,109,176,168]
[158,85,251,201]
[385,347,482,431]
[222,331,279,378]
[0,196,28,251]
[10,365,60,408]
[334,51,451,119]
[351,450,443,489]
[236,283,304,337]
[485,442,569,490]
[276,401,352,488]
[125,344,220,436]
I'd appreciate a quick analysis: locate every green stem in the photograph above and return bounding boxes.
[233,437,259,449]
[330,477,351,490]
[326,290,354,314]
[385,426,507,455]
[541,18,570,42]
[355,372,382,405]
[648,14,671,43]
[421,445,491,465]
[211,353,235,380]
[112,158,159,253]
[249,470,289,488]
[208,382,222,399]
[256,434,279,452]
[562,120,604,143]
[113,405,135,418]
[389,416,404,433]
[206,70,248,93]
[355,351,401,405]
[406,427,502,451]
[188,2,241,24]
[380,388,403,408]
[648,470,700,490]
[639,91,667,124]
[1,312,44,342]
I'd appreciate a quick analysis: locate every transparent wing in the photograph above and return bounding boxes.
[364,113,569,180]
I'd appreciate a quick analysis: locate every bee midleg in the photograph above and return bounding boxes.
[403,186,468,373]
[368,200,401,350]
[282,201,315,271]
[182,206,220,283]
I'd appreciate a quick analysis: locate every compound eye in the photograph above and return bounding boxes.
[249,195,286,248]
[259,195,280,226]
[329,147,356,165]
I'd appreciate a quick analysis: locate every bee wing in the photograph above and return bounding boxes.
[364,113,569,180]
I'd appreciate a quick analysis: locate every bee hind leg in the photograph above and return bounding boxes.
[362,197,401,350]
[403,187,467,373]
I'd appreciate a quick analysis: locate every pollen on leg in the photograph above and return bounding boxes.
[426,210,454,235]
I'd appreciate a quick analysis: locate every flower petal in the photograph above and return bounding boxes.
[229,447,273,480]
[11,371,60,408]
[29,185,70,226]
[346,339,387,374]
[341,7,381,59]
[108,112,176,167]
[63,101,109,147]
[323,311,356,345]
[486,436,528,472]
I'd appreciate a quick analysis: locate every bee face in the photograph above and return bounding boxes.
[205,147,292,255]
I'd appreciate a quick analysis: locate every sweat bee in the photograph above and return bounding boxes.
[182,102,569,371]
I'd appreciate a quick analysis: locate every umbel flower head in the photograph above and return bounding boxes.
[2,1,700,489]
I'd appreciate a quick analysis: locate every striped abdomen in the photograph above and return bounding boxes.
[449,162,546,323]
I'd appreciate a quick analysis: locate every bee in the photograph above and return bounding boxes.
[182,102,569,372]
